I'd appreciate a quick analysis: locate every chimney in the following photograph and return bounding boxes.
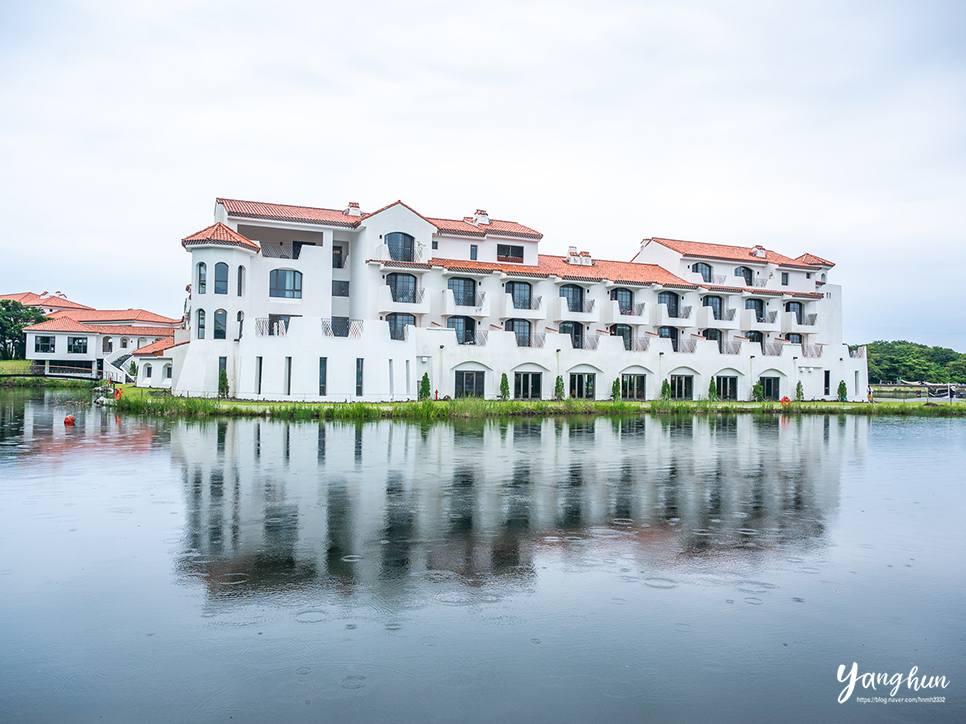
[473,209,490,225]
[567,248,593,265]
[751,245,767,258]
[344,202,361,217]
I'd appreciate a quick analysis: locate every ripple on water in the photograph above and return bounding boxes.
[341,675,366,690]
[744,597,764,605]
[294,610,329,624]
[340,555,363,563]
[274,681,316,704]
[735,580,777,594]
[643,577,678,590]
[434,590,475,606]
[215,573,249,585]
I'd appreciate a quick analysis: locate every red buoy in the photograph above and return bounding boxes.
[64,415,76,427]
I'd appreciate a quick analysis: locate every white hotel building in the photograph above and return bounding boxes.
[162,197,867,402]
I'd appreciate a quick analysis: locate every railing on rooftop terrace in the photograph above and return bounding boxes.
[261,242,290,259]
[721,341,742,355]
[677,339,698,353]
[516,333,546,348]
[802,345,823,358]
[631,336,650,352]
[497,254,524,264]
[513,295,542,311]
[572,335,599,350]
[321,318,363,338]
[762,342,784,356]
[750,278,768,288]
[255,318,289,336]
[850,347,865,359]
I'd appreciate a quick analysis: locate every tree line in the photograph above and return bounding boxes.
[865,340,966,383]
[0,301,46,360]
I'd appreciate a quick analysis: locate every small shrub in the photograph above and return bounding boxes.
[218,369,229,398]
[837,380,848,401]
[795,381,804,402]
[554,375,565,401]
[500,373,510,401]
[660,379,672,401]
[418,373,431,400]
[612,377,621,400]
[708,378,719,402]
[752,381,764,402]
[128,361,137,377]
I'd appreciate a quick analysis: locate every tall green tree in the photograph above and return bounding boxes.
[0,300,47,360]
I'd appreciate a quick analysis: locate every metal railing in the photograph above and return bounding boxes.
[389,287,426,304]
[631,336,650,352]
[802,345,823,358]
[387,244,425,263]
[454,291,486,308]
[850,347,865,359]
[321,318,364,338]
[802,313,817,326]
[763,342,784,356]
[255,318,289,336]
[472,331,489,346]
[717,308,736,321]
[753,310,777,324]
[677,338,698,353]
[564,298,596,314]
[512,295,542,311]
[750,278,767,288]
[516,333,546,348]
[721,341,742,354]
[261,242,289,259]
[332,249,349,269]
[572,334,599,350]
[710,274,727,284]
[668,305,692,320]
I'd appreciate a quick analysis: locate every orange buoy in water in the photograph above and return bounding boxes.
[114,388,122,400]
[64,415,76,426]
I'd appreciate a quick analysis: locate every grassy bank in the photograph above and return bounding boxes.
[0,375,100,389]
[109,392,966,420]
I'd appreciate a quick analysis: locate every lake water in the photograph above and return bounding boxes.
[1,390,964,723]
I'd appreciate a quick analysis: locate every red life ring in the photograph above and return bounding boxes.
[64,415,76,426]
[114,388,122,400]
[780,396,791,407]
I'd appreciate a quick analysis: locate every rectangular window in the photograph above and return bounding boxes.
[145,365,152,378]
[760,376,780,401]
[806,273,812,279]
[218,356,227,375]
[356,358,364,396]
[469,244,478,261]
[319,357,327,396]
[455,370,485,397]
[285,356,292,396]
[824,370,830,396]
[569,373,595,399]
[621,374,646,400]
[256,357,263,394]
[670,375,693,400]
[35,336,55,353]
[514,371,542,399]
[781,272,789,286]
[332,246,345,269]
[432,240,438,249]
[497,244,525,263]
[67,337,88,354]
[332,280,350,297]
[165,365,172,379]
[389,359,394,397]
[716,376,738,400]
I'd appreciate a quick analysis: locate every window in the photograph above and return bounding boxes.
[514,372,541,399]
[716,376,738,400]
[455,370,484,397]
[702,295,722,320]
[658,291,679,317]
[497,244,524,263]
[670,375,693,400]
[506,319,531,346]
[560,284,585,313]
[284,357,292,396]
[787,333,803,344]
[144,364,153,378]
[734,266,753,286]
[256,356,263,394]
[386,232,415,262]
[470,244,478,261]
[745,298,764,322]
[218,357,226,375]
[319,358,327,396]
[447,316,476,345]
[214,309,227,340]
[506,281,532,309]
[332,280,350,297]
[355,358,364,396]
[610,324,632,350]
[387,313,415,341]
[781,272,789,286]
[164,365,172,379]
[746,330,763,344]
[691,262,712,283]
[196,309,205,339]
[197,262,207,294]
[704,329,721,350]
[67,337,88,354]
[448,277,476,306]
[121,338,128,349]
[824,370,831,396]
[806,272,812,280]
[658,326,678,351]
[387,273,418,303]
[610,288,633,315]
[760,376,780,401]
[214,263,228,294]
[35,336,55,353]
[237,266,245,296]
[785,301,804,325]
[432,240,438,250]
[332,246,345,269]
[560,321,583,349]
[569,373,595,399]
[269,269,302,298]
[621,374,645,400]
[237,311,245,338]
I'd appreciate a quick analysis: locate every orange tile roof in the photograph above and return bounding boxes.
[132,337,176,356]
[217,198,543,239]
[0,292,93,310]
[647,238,821,270]
[50,309,181,325]
[795,252,835,267]
[23,318,176,336]
[182,222,259,252]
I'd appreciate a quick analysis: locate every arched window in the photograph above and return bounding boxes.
[821,273,827,283]
[196,309,206,339]
[447,316,476,345]
[702,295,722,320]
[144,364,152,379]
[197,262,207,294]
[658,291,679,317]
[505,318,531,346]
[658,326,679,352]
[691,262,712,283]
[787,333,803,344]
[785,301,804,325]
[734,266,753,286]
[214,309,227,340]
[745,298,764,322]
[385,232,415,262]
[237,266,245,296]
[269,269,302,298]
[610,288,633,315]
[560,284,585,313]
[137,338,146,348]
[448,277,476,306]
[610,324,632,350]
[560,321,583,349]
[121,338,129,349]
[746,330,763,344]
[387,313,415,341]
[237,311,245,338]
[214,263,229,294]
[164,364,172,379]
[505,281,532,310]
[704,328,722,351]
[386,273,417,303]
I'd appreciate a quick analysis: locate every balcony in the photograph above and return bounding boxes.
[802,345,823,358]
[552,296,598,324]
[499,293,544,321]
[762,342,785,356]
[781,311,818,334]
[321,318,363,338]
[695,305,738,330]
[255,317,290,336]
[850,347,865,359]
[377,285,430,315]
[740,309,780,333]
[570,334,600,350]
[601,300,648,326]
[442,289,490,319]
[650,303,693,328]
[676,338,698,354]
[721,341,742,355]
[515,333,546,348]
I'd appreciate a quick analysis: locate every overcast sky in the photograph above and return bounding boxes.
[1,0,963,349]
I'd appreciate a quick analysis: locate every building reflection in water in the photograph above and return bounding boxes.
[170,414,865,603]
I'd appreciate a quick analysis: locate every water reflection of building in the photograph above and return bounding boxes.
[170,415,866,598]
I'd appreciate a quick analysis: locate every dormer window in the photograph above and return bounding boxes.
[497,244,524,263]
